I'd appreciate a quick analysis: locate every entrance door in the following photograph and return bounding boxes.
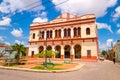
[74,44,81,59]
[64,45,70,58]
[55,45,61,58]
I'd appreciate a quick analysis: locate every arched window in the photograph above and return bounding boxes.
[33,33,35,39]
[42,31,44,39]
[74,28,77,37]
[50,30,52,38]
[55,30,57,38]
[59,29,61,37]
[78,27,81,37]
[68,28,71,37]
[39,46,44,53]
[86,28,90,35]
[47,45,52,50]
[47,31,49,38]
[64,29,67,37]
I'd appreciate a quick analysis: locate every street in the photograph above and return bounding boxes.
[0,60,120,80]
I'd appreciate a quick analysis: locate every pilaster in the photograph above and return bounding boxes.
[61,45,64,60]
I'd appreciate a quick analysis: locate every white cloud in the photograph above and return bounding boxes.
[107,39,113,48]
[33,11,48,23]
[11,28,23,37]
[117,23,120,27]
[40,12,47,18]
[14,40,24,45]
[113,6,120,21]
[0,0,44,14]
[99,39,116,51]
[33,17,48,23]
[0,17,11,26]
[116,29,120,34]
[99,43,107,51]
[5,42,10,45]
[52,0,117,17]
[0,36,4,41]
[97,22,113,33]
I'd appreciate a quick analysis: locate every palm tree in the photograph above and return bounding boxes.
[12,43,26,63]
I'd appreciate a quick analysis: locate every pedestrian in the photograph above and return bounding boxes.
[113,57,116,64]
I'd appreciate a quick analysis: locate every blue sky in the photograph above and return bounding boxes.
[0,0,120,51]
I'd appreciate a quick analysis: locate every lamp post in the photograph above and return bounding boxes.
[45,28,47,68]
[39,29,47,68]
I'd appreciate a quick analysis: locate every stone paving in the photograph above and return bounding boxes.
[0,60,120,80]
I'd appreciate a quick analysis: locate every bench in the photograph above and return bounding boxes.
[5,59,17,66]
[5,59,27,66]
[64,60,71,63]
[43,62,54,67]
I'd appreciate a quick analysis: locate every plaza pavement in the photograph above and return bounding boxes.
[0,60,120,80]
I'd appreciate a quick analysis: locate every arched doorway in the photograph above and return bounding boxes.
[64,45,71,58]
[39,46,44,53]
[55,45,61,58]
[46,45,52,50]
[74,44,81,59]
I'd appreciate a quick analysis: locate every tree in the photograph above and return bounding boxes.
[101,50,107,56]
[12,43,26,63]
[35,50,59,62]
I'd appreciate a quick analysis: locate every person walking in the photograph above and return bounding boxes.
[113,57,116,64]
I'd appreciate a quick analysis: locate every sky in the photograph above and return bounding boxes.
[0,0,120,51]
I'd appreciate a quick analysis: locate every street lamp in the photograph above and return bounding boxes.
[44,28,47,68]
[39,28,48,68]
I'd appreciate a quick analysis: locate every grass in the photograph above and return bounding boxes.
[31,66,65,70]
[31,63,65,70]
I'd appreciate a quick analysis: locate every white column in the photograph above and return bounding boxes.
[52,30,55,39]
[70,45,74,60]
[44,30,47,40]
[71,28,73,38]
[36,31,39,40]
[71,45,74,55]
[52,46,55,51]
[61,28,64,39]
[61,45,64,59]
[44,46,46,51]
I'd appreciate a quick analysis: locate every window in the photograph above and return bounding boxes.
[47,31,49,38]
[86,28,90,35]
[50,30,52,38]
[68,28,71,37]
[64,29,67,37]
[74,28,76,36]
[78,27,81,37]
[55,30,57,38]
[32,33,35,39]
[87,50,91,57]
[42,31,44,39]
[59,29,61,37]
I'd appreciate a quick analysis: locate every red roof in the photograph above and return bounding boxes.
[0,43,12,50]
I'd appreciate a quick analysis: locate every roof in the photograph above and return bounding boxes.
[0,43,12,50]
[30,13,95,26]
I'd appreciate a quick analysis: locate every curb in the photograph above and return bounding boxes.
[0,63,85,73]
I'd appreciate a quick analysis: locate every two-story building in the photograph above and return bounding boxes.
[28,13,99,61]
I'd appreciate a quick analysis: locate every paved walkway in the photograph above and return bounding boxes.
[0,60,120,80]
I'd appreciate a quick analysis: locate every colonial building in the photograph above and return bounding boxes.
[115,40,120,61]
[28,13,99,61]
